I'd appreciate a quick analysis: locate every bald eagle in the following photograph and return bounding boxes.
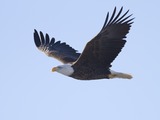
[34,7,134,80]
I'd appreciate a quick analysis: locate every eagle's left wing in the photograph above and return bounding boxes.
[34,30,81,64]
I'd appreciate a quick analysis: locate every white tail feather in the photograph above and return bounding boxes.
[109,70,132,79]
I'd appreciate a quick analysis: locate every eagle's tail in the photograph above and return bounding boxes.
[109,70,132,79]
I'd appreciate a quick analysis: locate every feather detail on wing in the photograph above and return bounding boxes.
[34,29,80,64]
[73,7,134,68]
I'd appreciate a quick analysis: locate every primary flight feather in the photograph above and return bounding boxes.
[34,7,134,80]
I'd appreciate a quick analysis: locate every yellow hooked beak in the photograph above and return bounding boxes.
[52,67,57,72]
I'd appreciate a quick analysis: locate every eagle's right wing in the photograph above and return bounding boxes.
[73,7,133,68]
[34,30,81,64]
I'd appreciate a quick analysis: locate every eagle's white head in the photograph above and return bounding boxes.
[52,64,74,76]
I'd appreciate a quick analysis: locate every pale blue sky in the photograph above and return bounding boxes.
[0,0,160,120]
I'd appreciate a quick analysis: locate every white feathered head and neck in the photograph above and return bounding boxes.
[52,64,74,76]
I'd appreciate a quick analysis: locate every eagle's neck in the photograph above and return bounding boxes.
[56,64,74,76]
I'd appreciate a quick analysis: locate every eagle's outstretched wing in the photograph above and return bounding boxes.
[34,30,80,64]
[73,7,134,68]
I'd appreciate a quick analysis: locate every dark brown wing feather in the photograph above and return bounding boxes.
[34,30,80,64]
[73,7,133,69]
